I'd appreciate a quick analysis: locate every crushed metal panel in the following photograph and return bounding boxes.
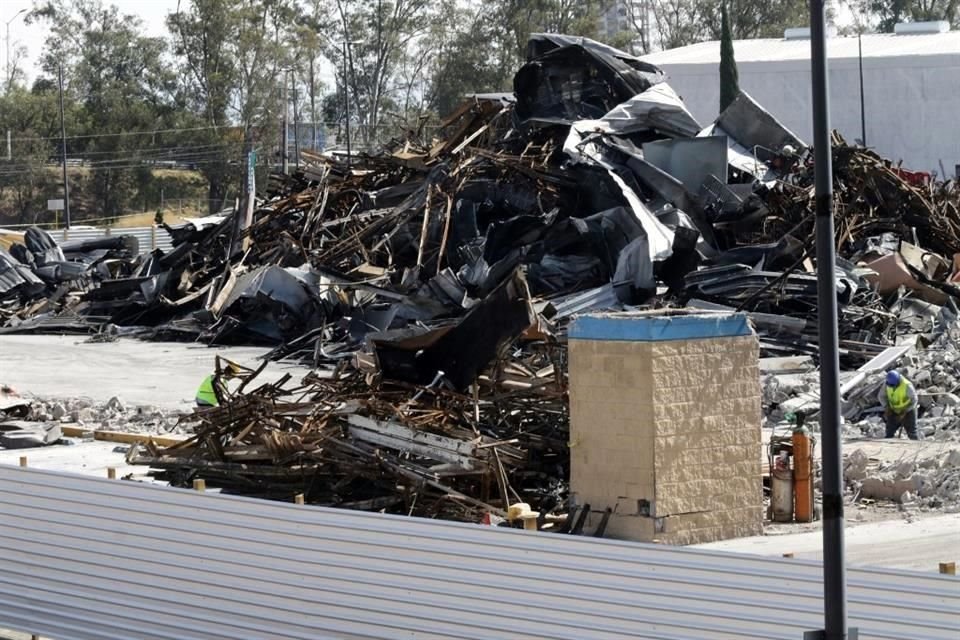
[346,415,480,469]
[0,249,44,298]
[372,270,534,390]
[219,266,313,314]
[515,36,665,123]
[715,91,807,155]
[642,137,729,195]
[563,128,675,287]
[0,420,62,449]
[598,83,701,138]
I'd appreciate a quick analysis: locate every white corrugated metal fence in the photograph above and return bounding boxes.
[49,226,174,254]
[0,465,956,640]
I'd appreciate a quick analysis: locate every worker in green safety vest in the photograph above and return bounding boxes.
[195,374,227,407]
[878,370,919,440]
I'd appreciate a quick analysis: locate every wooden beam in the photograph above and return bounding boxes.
[61,426,186,448]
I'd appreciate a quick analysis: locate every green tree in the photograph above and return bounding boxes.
[700,0,809,40]
[427,6,513,117]
[650,0,810,50]
[652,0,708,50]
[425,0,604,119]
[170,0,298,208]
[31,0,176,221]
[0,86,62,224]
[168,0,243,212]
[327,0,433,146]
[719,2,739,112]
[851,0,960,32]
[497,0,603,72]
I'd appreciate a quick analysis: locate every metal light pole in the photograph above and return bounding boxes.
[317,34,365,166]
[281,69,289,175]
[857,34,866,147]
[5,8,26,88]
[293,76,300,168]
[341,40,351,167]
[57,60,71,230]
[807,1,851,639]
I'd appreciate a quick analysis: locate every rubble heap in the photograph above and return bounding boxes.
[128,349,568,523]
[845,448,960,512]
[2,35,959,522]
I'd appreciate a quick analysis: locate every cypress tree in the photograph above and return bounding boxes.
[719,2,740,113]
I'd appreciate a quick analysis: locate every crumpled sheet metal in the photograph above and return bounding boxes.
[596,83,702,139]
[0,248,44,298]
[563,127,675,288]
[515,35,666,123]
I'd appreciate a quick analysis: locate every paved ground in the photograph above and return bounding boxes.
[697,513,960,572]
[0,441,150,480]
[0,335,309,410]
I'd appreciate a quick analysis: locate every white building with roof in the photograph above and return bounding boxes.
[641,21,960,175]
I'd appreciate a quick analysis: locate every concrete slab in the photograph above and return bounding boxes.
[696,513,960,572]
[0,441,147,480]
[0,335,310,410]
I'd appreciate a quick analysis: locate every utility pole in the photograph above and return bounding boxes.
[5,9,26,89]
[293,77,300,168]
[858,34,866,147]
[342,40,351,167]
[281,70,289,175]
[318,33,363,163]
[231,132,256,257]
[309,56,317,150]
[806,1,852,639]
[57,60,71,230]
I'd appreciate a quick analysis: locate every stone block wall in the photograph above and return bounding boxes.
[568,311,763,545]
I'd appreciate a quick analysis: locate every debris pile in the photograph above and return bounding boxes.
[845,447,960,512]
[762,320,960,444]
[1,34,959,521]
[1,230,140,329]
[127,348,569,524]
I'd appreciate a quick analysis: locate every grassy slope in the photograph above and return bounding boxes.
[0,167,208,227]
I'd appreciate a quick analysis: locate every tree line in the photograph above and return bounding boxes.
[0,0,955,225]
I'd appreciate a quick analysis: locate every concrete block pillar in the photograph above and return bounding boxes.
[568,310,763,545]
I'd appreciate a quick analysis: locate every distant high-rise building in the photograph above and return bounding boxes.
[598,1,650,53]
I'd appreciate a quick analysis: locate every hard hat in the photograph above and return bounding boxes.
[886,370,901,386]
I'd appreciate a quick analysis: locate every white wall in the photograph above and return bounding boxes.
[657,55,960,175]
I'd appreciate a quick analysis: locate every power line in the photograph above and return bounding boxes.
[0,144,245,169]
[9,124,239,143]
[0,156,246,177]
[56,143,243,158]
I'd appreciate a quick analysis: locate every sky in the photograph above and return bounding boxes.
[4,0,182,85]
[3,0,861,87]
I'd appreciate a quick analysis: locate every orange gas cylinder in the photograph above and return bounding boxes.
[792,427,813,523]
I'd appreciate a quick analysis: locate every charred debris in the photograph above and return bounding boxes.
[3,35,960,527]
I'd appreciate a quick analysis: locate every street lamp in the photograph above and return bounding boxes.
[807,1,852,639]
[5,8,27,88]
[318,33,365,166]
